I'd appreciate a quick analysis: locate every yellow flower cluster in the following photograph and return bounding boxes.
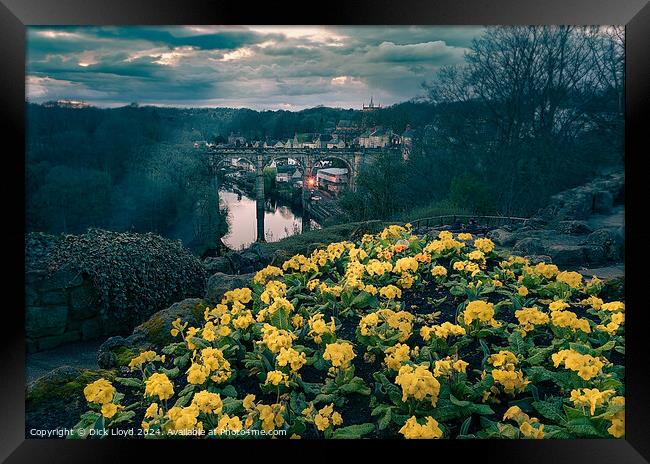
[462,300,500,327]
[265,370,290,387]
[166,404,200,432]
[83,378,115,405]
[394,365,441,406]
[222,287,252,305]
[514,307,549,336]
[379,284,402,299]
[128,350,164,370]
[607,396,625,438]
[384,343,411,370]
[399,416,443,439]
[570,388,615,415]
[276,347,307,372]
[552,349,606,381]
[215,415,243,434]
[282,254,318,273]
[601,301,625,312]
[393,257,419,274]
[473,238,495,253]
[201,347,232,383]
[424,236,464,255]
[359,309,414,342]
[453,260,481,276]
[556,271,583,289]
[420,322,466,342]
[323,342,356,371]
[254,265,284,284]
[431,265,448,277]
[192,390,223,414]
[307,313,336,344]
[550,309,591,333]
[144,373,174,401]
[312,403,343,431]
[487,351,529,394]
[596,312,625,334]
[503,406,544,439]
[365,259,393,276]
[433,357,469,377]
[528,262,559,279]
[260,280,288,305]
[255,403,286,432]
[259,324,296,353]
[379,224,409,240]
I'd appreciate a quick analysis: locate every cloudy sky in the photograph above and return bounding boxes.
[26,26,483,110]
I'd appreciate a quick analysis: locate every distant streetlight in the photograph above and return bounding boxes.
[307,177,316,187]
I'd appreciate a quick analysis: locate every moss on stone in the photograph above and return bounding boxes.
[111,346,136,367]
[27,368,115,409]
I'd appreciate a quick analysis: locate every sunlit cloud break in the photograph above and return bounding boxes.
[26,25,483,110]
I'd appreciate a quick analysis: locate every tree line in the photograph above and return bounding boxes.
[342,26,624,221]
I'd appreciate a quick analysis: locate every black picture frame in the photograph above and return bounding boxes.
[2,0,648,461]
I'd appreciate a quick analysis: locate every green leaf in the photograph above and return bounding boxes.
[339,377,371,396]
[114,377,144,388]
[460,416,472,435]
[218,385,238,397]
[332,423,376,439]
[160,367,180,378]
[109,410,135,426]
[188,337,211,350]
[532,398,567,425]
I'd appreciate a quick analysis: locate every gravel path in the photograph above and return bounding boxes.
[26,339,105,384]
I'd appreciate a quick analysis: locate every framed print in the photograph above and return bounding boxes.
[1,0,649,461]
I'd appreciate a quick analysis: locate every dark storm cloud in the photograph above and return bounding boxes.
[26,26,484,109]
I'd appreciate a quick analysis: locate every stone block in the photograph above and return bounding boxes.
[37,330,81,351]
[81,318,103,341]
[546,245,586,267]
[40,290,68,306]
[26,305,68,338]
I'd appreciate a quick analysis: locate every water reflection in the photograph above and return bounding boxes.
[220,189,305,249]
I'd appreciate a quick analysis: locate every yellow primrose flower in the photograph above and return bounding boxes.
[474,238,495,253]
[276,347,307,372]
[384,343,411,370]
[265,370,290,387]
[552,349,605,381]
[399,416,443,439]
[254,265,284,285]
[463,300,500,327]
[187,363,209,385]
[83,378,115,405]
[570,388,615,415]
[192,390,223,414]
[556,271,583,289]
[601,301,625,312]
[431,265,448,277]
[379,285,402,299]
[323,342,356,371]
[395,364,441,406]
[144,373,174,401]
[101,403,122,419]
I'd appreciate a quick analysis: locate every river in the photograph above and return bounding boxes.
[219,189,313,249]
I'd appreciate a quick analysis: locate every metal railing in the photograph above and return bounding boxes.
[407,215,530,233]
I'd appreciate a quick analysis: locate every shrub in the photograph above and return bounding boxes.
[44,229,207,332]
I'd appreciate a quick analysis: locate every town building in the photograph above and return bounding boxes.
[358,126,396,148]
[362,96,381,112]
[316,167,349,195]
[228,132,247,146]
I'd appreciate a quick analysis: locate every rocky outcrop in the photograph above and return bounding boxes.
[25,366,114,436]
[203,242,273,275]
[494,170,624,269]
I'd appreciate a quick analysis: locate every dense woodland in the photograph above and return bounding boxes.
[27,26,624,252]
